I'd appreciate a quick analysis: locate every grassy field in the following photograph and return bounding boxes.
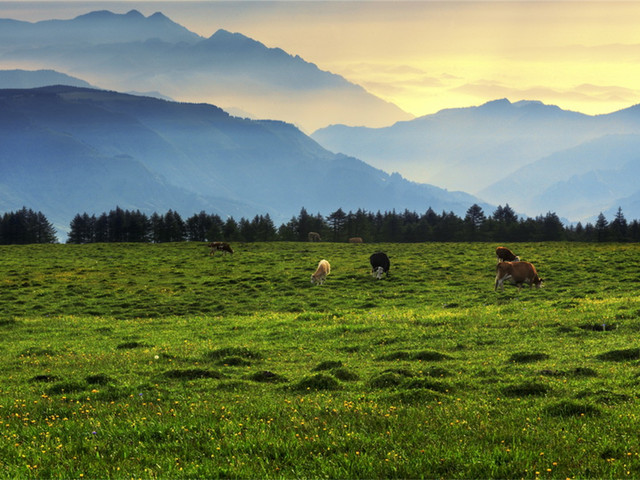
[1,241,640,478]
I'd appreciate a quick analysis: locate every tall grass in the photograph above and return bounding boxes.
[1,242,640,478]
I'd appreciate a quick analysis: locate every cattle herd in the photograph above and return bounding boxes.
[208,241,543,291]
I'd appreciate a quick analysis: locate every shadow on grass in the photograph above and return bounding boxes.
[508,352,550,363]
[248,370,288,383]
[378,350,452,362]
[163,368,225,380]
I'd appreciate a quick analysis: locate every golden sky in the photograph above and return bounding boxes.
[4,1,640,117]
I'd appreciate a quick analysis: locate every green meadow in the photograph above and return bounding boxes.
[1,241,640,478]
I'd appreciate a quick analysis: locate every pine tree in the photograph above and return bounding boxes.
[595,212,609,242]
[610,207,628,241]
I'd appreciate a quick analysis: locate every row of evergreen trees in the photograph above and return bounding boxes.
[0,207,57,244]
[66,204,640,244]
[1,204,639,244]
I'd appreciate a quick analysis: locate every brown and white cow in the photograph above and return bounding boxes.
[495,261,543,291]
[311,259,331,285]
[209,241,234,256]
[308,232,321,242]
[496,246,519,263]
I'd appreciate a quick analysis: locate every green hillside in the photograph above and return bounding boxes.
[1,242,639,478]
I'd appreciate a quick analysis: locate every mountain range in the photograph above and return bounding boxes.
[0,9,411,132]
[312,99,640,222]
[0,86,485,236]
[3,8,640,226]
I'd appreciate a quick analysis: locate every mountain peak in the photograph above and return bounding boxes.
[75,10,117,21]
[513,100,544,108]
[149,12,170,21]
[125,9,144,18]
[208,29,260,45]
[478,98,512,112]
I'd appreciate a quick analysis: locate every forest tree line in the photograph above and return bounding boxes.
[1,203,638,245]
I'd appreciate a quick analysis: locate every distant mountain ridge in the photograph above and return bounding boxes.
[0,86,485,236]
[0,9,200,46]
[312,99,640,222]
[0,69,93,89]
[0,9,412,131]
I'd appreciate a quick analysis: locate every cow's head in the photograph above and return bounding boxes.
[533,276,544,288]
[375,266,385,280]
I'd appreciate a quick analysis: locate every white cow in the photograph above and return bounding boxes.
[311,259,331,285]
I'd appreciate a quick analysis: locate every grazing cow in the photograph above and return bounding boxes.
[310,259,331,285]
[495,261,543,291]
[209,241,234,256]
[308,232,321,242]
[496,246,519,263]
[348,237,364,243]
[369,252,390,280]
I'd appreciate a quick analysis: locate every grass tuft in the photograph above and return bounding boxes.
[573,367,598,377]
[378,351,412,361]
[501,381,549,397]
[579,322,617,331]
[331,367,359,381]
[163,368,224,380]
[248,370,287,383]
[85,373,113,385]
[596,347,640,361]
[46,381,86,395]
[383,388,442,404]
[413,350,452,361]
[404,378,452,393]
[30,374,61,383]
[293,373,341,391]
[544,400,601,417]
[217,356,252,366]
[369,372,404,388]
[116,341,148,349]
[312,360,343,371]
[205,346,262,360]
[508,352,550,363]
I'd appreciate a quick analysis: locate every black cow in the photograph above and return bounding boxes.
[496,246,519,263]
[369,252,390,279]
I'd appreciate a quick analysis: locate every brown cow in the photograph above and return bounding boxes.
[495,261,543,291]
[311,259,331,285]
[209,241,234,256]
[348,237,364,243]
[308,232,321,242]
[496,246,519,263]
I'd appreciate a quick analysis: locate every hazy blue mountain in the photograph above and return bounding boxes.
[312,99,640,221]
[0,69,93,89]
[0,86,485,236]
[0,10,412,131]
[481,134,640,221]
[0,9,200,48]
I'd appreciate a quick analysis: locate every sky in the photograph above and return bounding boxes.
[2,1,640,117]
